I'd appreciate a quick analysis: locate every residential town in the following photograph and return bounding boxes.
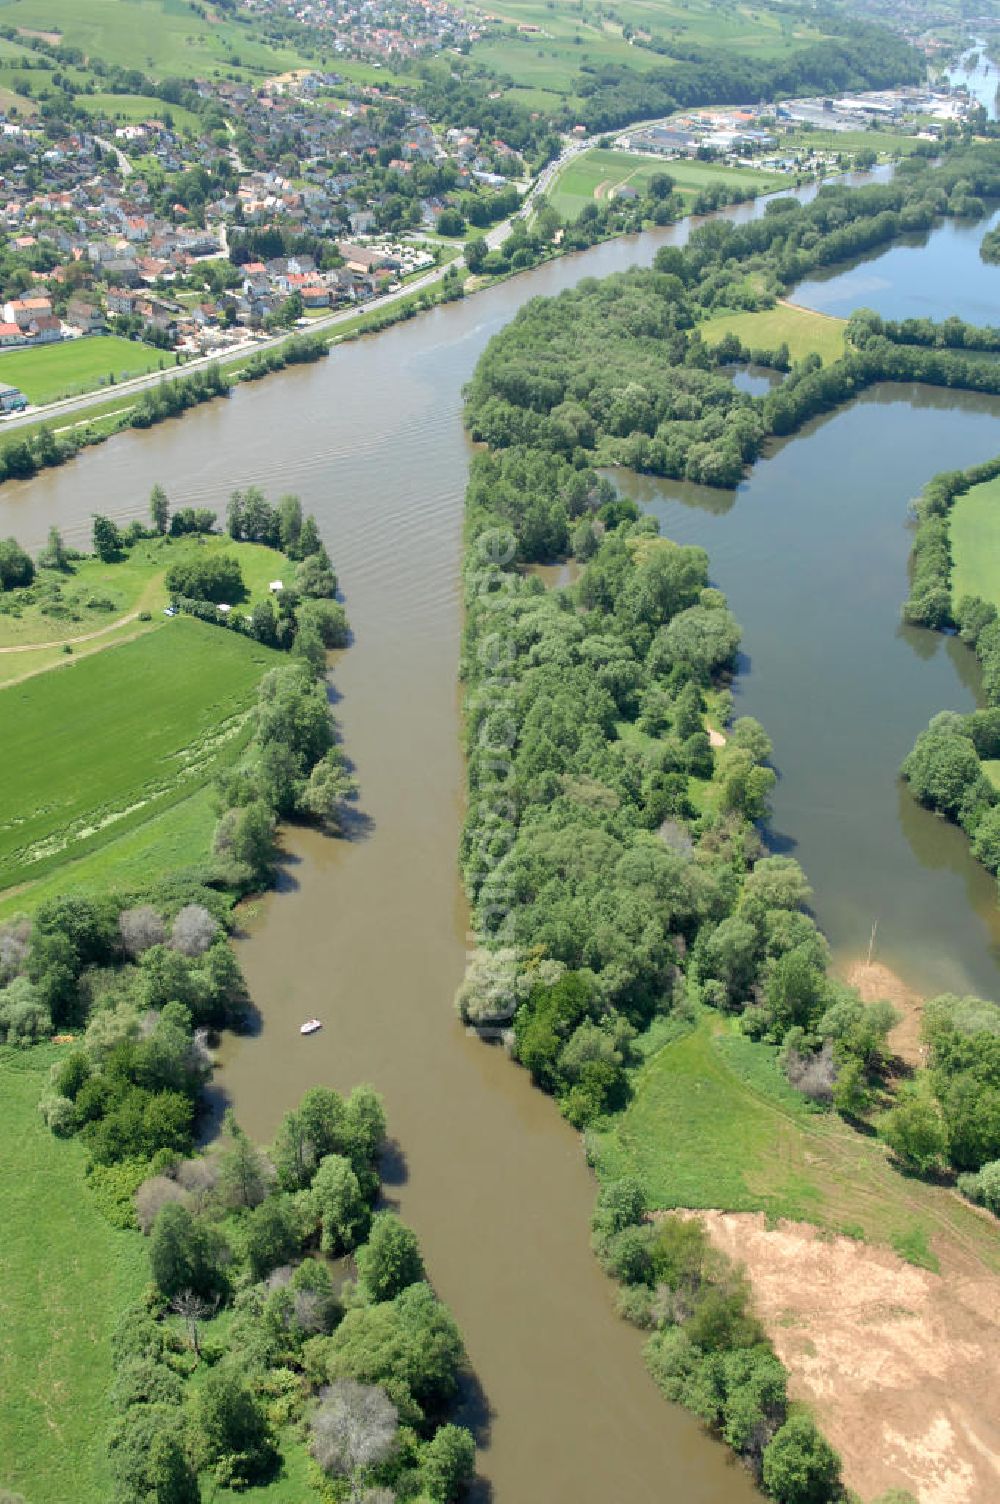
[0,7,992,414]
[0,13,533,408]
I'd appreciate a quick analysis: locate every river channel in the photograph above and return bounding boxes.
[1,191,998,1500]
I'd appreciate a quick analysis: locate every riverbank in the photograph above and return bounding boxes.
[456,185,1000,1497]
[700,1209,1000,1504]
[0,147,910,489]
[2,149,1000,1504]
[846,959,926,1069]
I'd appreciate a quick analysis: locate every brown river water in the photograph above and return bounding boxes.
[1,194,997,1501]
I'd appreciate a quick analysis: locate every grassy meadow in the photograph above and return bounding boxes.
[470,0,822,104]
[589,1014,1000,1273]
[0,0,313,78]
[949,473,1000,608]
[82,90,203,131]
[0,535,288,908]
[0,617,280,894]
[0,335,169,405]
[784,126,925,158]
[699,303,848,364]
[0,1045,147,1504]
[548,147,785,219]
[0,534,286,652]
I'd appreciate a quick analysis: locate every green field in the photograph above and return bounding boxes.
[0,0,312,80]
[469,0,822,102]
[589,1014,1000,1271]
[0,535,286,677]
[0,1045,147,1504]
[0,336,169,404]
[949,474,1000,608]
[783,126,925,158]
[548,147,786,219]
[82,91,203,131]
[699,303,847,365]
[0,617,280,892]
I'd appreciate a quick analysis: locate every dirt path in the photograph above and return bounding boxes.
[0,610,141,654]
[0,622,155,691]
[0,574,164,657]
[700,1212,1000,1504]
[776,296,845,324]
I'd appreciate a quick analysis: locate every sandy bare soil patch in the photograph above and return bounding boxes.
[700,1211,1000,1504]
[17,27,61,43]
[708,727,727,749]
[846,958,926,1069]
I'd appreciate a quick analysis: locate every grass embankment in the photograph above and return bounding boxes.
[699,304,847,364]
[589,1013,1000,1274]
[949,472,1000,608]
[0,1045,147,1504]
[549,147,786,219]
[0,617,281,897]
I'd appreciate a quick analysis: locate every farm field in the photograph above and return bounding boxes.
[0,785,219,919]
[0,0,312,79]
[547,147,786,219]
[784,126,925,158]
[82,90,203,131]
[0,1045,147,1504]
[469,0,824,101]
[0,335,168,404]
[0,535,287,654]
[949,473,1000,607]
[699,303,848,364]
[589,1013,1000,1273]
[0,617,281,893]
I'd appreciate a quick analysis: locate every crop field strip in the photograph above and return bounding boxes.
[0,618,280,890]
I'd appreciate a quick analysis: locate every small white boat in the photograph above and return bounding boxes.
[300,1018,323,1036]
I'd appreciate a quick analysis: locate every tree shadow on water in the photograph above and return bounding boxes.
[197,1078,231,1144]
[761,821,799,856]
[338,802,375,842]
[453,1366,495,1499]
[378,1136,409,1192]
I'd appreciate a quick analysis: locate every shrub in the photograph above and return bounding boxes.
[958,1159,1000,1214]
[119,904,167,958]
[356,1212,425,1302]
[170,904,219,957]
[0,976,51,1044]
[192,1366,278,1488]
[879,1092,949,1174]
[762,1412,841,1504]
[309,1380,399,1478]
[165,554,244,604]
[136,1173,190,1235]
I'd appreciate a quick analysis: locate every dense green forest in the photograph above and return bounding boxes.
[565,22,923,134]
[465,146,1000,496]
[457,150,1000,1488]
[438,8,922,146]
